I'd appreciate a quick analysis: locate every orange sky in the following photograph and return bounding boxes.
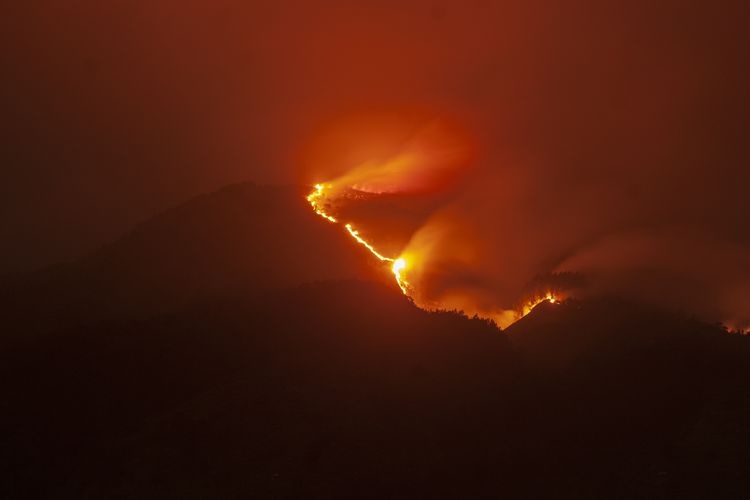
[2,1,749,325]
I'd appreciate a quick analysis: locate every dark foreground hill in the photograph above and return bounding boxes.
[1,184,749,499]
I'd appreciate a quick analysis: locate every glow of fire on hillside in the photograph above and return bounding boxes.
[306,183,560,325]
[302,110,562,326]
[307,183,411,294]
[520,292,558,317]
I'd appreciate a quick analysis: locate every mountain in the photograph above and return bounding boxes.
[0,183,383,336]
[1,183,749,499]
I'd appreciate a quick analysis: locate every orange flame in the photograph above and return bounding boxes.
[306,184,338,223]
[518,291,560,318]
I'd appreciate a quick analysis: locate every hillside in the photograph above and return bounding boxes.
[0,183,383,336]
[1,184,748,499]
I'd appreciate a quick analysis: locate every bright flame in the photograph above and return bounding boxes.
[392,258,410,294]
[306,184,338,223]
[307,184,410,294]
[519,291,560,318]
[345,224,391,262]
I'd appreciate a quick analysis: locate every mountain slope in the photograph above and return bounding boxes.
[1,182,749,499]
[4,282,749,499]
[0,183,384,336]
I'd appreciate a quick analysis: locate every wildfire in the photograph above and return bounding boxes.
[307,184,410,294]
[519,291,560,318]
[303,118,571,328]
[306,184,338,223]
[392,257,407,286]
[344,224,391,262]
[307,182,558,326]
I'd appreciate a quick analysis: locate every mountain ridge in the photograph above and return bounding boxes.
[2,181,749,499]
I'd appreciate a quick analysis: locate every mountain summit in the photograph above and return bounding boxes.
[1,183,389,335]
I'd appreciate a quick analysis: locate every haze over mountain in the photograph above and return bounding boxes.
[0,183,388,335]
[2,184,748,499]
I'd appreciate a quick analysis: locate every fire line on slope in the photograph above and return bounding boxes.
[307,184,410,294]
[306,183,558,325]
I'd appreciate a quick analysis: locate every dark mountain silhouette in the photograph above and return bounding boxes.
[0,183,383,337]
[2,183,749,499]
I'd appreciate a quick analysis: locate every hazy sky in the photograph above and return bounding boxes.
[2,0,748,302]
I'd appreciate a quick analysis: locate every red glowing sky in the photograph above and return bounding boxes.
[2,1,749,326]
